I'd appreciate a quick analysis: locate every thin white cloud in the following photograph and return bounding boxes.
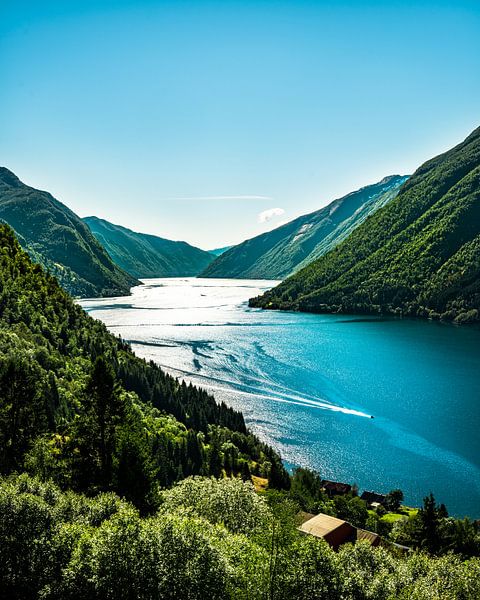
[258,207,285,223]
[171,195,273,201]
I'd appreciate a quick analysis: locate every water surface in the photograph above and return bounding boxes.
[80,278,480,517]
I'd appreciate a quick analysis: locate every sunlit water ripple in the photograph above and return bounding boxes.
[80,277,480,517]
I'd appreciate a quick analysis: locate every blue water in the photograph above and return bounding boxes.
[80,278,480,517]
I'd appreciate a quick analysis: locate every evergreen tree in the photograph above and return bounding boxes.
[385,489,404,512]
[0,353,47,472]
[420,493,441,554]
[74,357,124,489]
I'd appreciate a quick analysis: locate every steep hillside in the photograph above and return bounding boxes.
[84,216,214,278]
[0,223,288,507]
[0,168,138,297]
[201,175,407,279]
[250,127,480,323]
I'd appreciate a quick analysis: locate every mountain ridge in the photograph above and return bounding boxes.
[0,167,138,297]
[200,175,408,279]
[84,216,214,278]
[250,126,480,323]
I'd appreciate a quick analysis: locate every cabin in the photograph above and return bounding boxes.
[321,479,352,498]
[360,490,387,507]
[299,513,382,550]
[356,528,381,547]
[298,513,356,550]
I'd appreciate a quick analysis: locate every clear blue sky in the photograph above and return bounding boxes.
[1,1,479,249]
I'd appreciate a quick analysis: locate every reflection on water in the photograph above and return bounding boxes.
[80,277,480,517]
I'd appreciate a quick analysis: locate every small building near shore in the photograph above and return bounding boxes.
[321,479,352,498]
[360,490,387,507]
[356,528,381,547]
[298,513,356,550]
[299,513,382,551]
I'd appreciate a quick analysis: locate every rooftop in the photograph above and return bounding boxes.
[299,513,353,538]
[299,513,382,551]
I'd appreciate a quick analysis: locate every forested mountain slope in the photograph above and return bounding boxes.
[0,224,288,510]
[250,127,480,323]
[201,175,407,279]
[84,216,214,278]
[0,168,138,297]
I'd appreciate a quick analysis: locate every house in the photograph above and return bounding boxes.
[360,490,387,507]
[299,513,383,551]
[356,528,381,547]
[321,479,352,498]
[298,513,356,550]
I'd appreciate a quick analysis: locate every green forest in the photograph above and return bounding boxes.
[2,474,480,600]
[1,221,480,598]
[0,223,287,503]
[250,127,480,324]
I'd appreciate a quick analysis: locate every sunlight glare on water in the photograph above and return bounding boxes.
[80,278,480,517]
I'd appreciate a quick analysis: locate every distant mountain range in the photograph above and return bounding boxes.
[208,246,232,257]
[0,168,138,297]
[200,175,408,279]
[250,126,480,324]
[84,216,214,278]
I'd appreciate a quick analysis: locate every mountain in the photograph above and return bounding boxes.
[200,175,408,279]
[208,245,232,256]
[0,167,138,297]
[250,127,480,324]
[84,216,215,278]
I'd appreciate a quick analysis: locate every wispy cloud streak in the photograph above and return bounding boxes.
[171,195,273,201]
